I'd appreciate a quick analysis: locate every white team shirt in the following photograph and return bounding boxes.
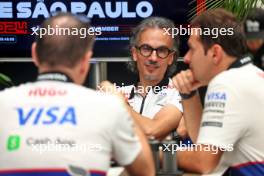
[120,78,182,118]
[197,63,264,176]
[0,75,141,176]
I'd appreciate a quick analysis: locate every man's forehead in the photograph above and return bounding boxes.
[138,28,173,47]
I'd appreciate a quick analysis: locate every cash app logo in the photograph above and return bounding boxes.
[7,135,21,151]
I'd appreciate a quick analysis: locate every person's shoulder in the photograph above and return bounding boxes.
[208,64,263,93]
[212,64,260,84]
[0,82,30,95]
[0,82,38,104]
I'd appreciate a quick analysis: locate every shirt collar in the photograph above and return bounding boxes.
[227,56,252,70]
[37,72,73,83]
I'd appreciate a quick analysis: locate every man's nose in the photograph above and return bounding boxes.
[149,50,159,62]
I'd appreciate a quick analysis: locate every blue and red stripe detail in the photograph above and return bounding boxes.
[0,169,106,176]
[226,161,264,176]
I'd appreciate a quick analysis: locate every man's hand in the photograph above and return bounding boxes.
[99,81,126,103]
[172,69,202,94]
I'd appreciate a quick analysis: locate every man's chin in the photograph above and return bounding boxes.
[144,75,159,81]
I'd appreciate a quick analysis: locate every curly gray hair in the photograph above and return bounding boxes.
[127,16,180,77]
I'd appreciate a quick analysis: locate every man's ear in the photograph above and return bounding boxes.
[131,47,138,62]
[167,53,175,65]
[31,42,40,67]
[211,44,223,65]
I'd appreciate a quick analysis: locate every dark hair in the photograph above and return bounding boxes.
[36,13,95,67]
[127,16,179,77]
[191,8,247,58]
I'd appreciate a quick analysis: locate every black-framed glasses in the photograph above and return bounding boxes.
[135,44,175,59]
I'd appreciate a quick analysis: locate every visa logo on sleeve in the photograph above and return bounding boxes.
[206,92,227,101]
[16,106,77,126]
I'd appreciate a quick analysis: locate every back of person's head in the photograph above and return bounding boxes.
[191,8,248,58]
[35,13,95,68]
[244,8,264,40]
[128,16,179,77]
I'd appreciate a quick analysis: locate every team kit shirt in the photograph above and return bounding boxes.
[0,72,141,176]
[197,57,264,176]
[121,78,183,118]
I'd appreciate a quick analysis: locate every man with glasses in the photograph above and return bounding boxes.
[120,17,185,140]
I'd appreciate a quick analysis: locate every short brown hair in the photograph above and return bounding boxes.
[191,8,247,58]
[36,13,95,67]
